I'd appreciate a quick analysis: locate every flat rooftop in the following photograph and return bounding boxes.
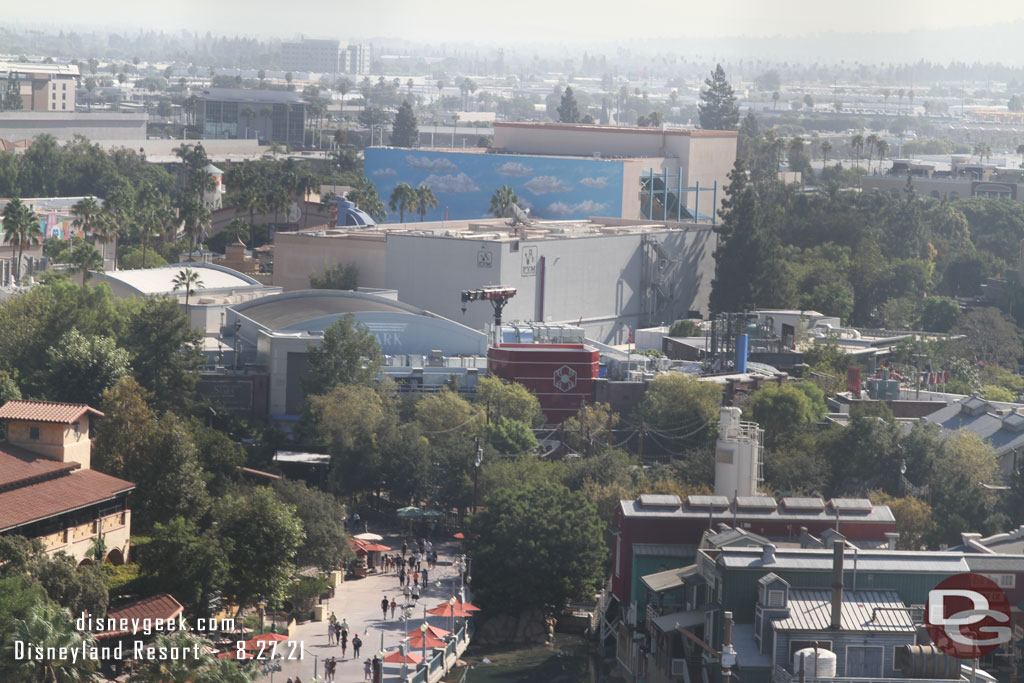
[96,263,263,295]
[289,216,711,245]
[233,289,422,330]
[494,121,738,138]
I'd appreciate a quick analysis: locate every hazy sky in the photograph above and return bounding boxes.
[12,0,1024,45]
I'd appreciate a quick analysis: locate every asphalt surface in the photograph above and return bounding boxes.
[257,531,467,683]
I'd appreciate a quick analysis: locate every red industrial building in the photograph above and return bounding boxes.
[487,343,599,424]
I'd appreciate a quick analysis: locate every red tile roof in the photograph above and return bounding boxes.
[0,443,78,488]
[95,594,184,639]
[0,469,134,531]
[0,400,104,424]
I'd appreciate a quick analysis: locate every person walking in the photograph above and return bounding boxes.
[364,658,372,681]
[340,628,348,659]
[421,567,429,588]
[352,633,362,658]
[327,619,335,645]
[403,583,411,602]
[381,596,389,619]
[401,539,408,557]
[413,571,419,588]
[390,598,397,619]
[398,566,406,587]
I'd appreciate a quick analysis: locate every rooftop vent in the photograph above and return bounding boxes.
[1001,410,1024,433]
[636,494,681,509]
[960,395,990,417]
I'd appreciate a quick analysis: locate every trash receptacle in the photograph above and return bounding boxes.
[313,605,326,622]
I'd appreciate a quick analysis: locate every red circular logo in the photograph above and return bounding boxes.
[925,573,1011,659]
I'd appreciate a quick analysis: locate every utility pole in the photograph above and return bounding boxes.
[472,439,483,513]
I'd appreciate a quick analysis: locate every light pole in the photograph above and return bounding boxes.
[472,442,483,513]
[420,620,428,675]
[257,600,266,633]
[448,595,456,635]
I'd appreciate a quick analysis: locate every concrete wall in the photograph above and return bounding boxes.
[272,231,387,291]
[385,226,716,344]
[8,418,93,469]
[0,112,147,141]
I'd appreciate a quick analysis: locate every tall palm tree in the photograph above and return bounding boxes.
[973,142,992,164]
[179,199,211,260]
[875,139,889,169]
[489,185,521,218]
[68,243,104,285]
[881,89,890,113]
[415,185,439,221]
[242,106,256,139]
[227,217,250,243]
[172,267,204,318]
[101,186,133,271]
[850,134,864,169]
[771,91,780,110]
[865,133,879,172]
[2,197,41,283]
[388,183,418,223]
[10,603,101,682]
[70,195,101,242]
[821,140,832,165]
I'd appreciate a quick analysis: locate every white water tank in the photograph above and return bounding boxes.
[793,648,837,679]
[714,407,763,499]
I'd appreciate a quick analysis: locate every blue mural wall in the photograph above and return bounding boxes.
[363,148,625,222]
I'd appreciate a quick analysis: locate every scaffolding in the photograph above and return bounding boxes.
[640,168,718,223]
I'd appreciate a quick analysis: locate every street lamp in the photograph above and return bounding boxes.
[420,621,428,674]
[448,596,456,635]
[472,443,483,513]
[257,600,266,633]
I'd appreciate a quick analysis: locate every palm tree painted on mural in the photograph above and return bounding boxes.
[415,185,439,221]
[489,185,521,218]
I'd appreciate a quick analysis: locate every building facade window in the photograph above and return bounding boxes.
[29,426,39,440]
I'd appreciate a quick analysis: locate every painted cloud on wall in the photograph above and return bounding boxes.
[496,161,532,176]
[545,200,608,216]
[372,167,396,177]
[422,172,480,193]
[406,155,458,171]
[580,176,608,188]
[524,175,571,195]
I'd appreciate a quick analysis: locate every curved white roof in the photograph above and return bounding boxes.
[97,263,263,296]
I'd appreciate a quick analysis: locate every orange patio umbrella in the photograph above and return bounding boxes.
[218,650,255,660]
[245,633,290,650]
[458,600,481,612]
[407,624,450,639]
[407,632,446,649]
[427,602,473,618]
[383,649,423,664]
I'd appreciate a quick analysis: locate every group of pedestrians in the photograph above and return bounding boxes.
[325,613,362,661]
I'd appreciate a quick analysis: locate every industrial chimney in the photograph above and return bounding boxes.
[830,542,845,630]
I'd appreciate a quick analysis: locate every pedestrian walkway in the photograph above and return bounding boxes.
[259,532,468,683]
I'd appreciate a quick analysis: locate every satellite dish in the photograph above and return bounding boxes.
[286,201,302,223]
[509,203,532,227]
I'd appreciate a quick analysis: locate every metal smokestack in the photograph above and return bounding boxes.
[830,542,844,630]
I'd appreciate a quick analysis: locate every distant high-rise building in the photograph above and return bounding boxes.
[0,62,78,112]
[280,39,343,74]
[344,44,372,76]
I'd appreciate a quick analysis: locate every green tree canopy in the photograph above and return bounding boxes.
[635,372,722,454]
[273,480,354,570]
[141,517,230,619]
[698,64,740,130]
[214,486,304,609]
[557,86,580,123]
[44,328,130,407]
[303,314,383,394]
[309,262,358,290]
[390,100,419,147]
[466,480,605,615]
[746,383,817,446]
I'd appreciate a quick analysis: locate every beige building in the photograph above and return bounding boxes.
[0,400,134,565]
[0,62,79,112]
[272,216,717,343]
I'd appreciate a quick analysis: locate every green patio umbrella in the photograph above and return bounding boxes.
[397,506,424,519]
[421,509,445,519]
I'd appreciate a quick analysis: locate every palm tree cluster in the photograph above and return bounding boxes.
[173,143,215,260]
[388,183,438,223]
[2,197,42,282]
[489,185,521,218]
[223,159,320,245]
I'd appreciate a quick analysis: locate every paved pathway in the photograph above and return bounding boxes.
[258,532,467,683]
